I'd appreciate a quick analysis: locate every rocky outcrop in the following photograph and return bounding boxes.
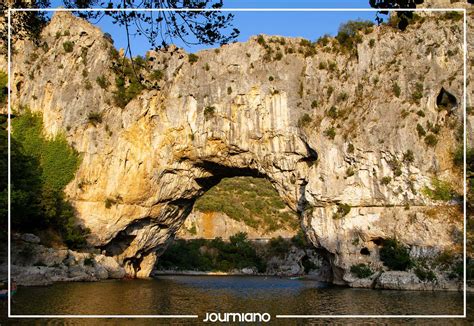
[9,234,125,286]
[9,10,469,288]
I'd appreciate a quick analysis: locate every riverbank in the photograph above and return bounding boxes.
[4,233,466,292]
[7,233,125,286]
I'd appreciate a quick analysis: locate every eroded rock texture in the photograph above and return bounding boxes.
[9,11,468,285]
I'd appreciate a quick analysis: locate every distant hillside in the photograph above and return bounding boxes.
[193,177,299,234]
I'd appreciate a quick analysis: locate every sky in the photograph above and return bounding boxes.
[46,0,377,55]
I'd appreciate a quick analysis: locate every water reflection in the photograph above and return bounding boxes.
[5,276,466,324]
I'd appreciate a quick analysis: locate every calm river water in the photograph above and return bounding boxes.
[3,275,473,324]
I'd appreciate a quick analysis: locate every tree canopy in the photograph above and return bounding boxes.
[1,0,239,55]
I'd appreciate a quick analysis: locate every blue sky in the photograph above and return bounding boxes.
[47,0,377,55]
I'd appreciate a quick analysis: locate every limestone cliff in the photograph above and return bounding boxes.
[9,10,469,287]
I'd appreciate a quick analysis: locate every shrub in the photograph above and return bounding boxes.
[298,113,312,128]
[403,150,415,163]
[369,39,375,48]
[336,19,374,54]
[95,75,108,89]
[83,79,92,90]
[345,167,355,177]
[311,100,318,109]
[422,178,454,201]
[414,266,437,282]
[227,86,232,95]
[412,82,423,103]
[416,110,425,117]
[347,143,355,153]
[333,203,351,219]
[150,69,163,81]
[324,127,336,140]
[268,236,291,258]
[392,83,401,97]
[87,112,102,125]
[337,92,348,102]
[268,76,274,82]
[113,76,144,109]
[204,106,216,120]
[84,256,95,266]
[327,106,338,119]
[257,35,266,45]
[381,176,392,185]
[380,238,412,271]
[424,134,438,147]
[416,124,426,137]
[188,53,199,64]
[350,263,373,278]
[104,198,115,209]
[0,70,7,104]
[63,41,74,53]
[10,111,86,247]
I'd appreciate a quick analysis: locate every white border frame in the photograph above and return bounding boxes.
[6,7,468,320]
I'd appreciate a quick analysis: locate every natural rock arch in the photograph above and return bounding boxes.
[10,12,464,287]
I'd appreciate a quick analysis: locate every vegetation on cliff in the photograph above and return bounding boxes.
[6,110,88,247]
[194,177,299,233]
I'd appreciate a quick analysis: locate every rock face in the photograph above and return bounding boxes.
[177,211,297,240]
[9,234,126,286]
[9,11,469,287]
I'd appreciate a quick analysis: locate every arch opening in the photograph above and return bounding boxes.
[151,173,332,280]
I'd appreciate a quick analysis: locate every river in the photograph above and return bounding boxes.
[3,275,473,324]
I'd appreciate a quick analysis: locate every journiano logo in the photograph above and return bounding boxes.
[203,312,271,323]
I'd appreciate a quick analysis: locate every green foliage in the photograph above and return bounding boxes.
[8,111,87,248]
[298,113,312,128]
[194,177,298,233]
[422,178,454,201]
[150,69,164,81]
[87,112,103,126]
[188,53,199,64]
[204,106,215,120]
[369,39,375,48]
[380,238,412,271]
[350,263,373,278]
[84,256,95,266]
[227,86,232,95]
[416,110,425,117]
[392,82,401,97]
[403,150,415,163]
[12,111,80,192]
[381,176,392,185]
[257,35,266,46]
[424,134,438,147]
[347,143,355,153]
[156,232,266,273]
[96,75,109,89]
[336,19,374,54]
[63,41,74,53]
[333,203,351,219]
[416,123,426,137]
[268,236,291,258]
[113,75,144,109]
[345,167,355,177]
[0,70,7,104]
[324,127,336,140]
[327,106,338,119]
[414,266,437,282]
[412,82,423,103]
[311,100,318,109]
